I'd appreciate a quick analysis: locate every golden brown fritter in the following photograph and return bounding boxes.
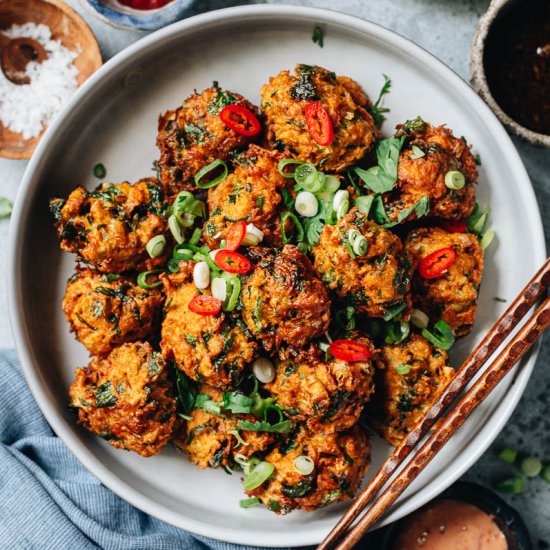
[260,65,379,172]
[156,85,260,197]
[160,265,257,390]
[367,334,454,446]
[246,424,371,514]
[312,208,412,318]
[203,145,292,249]
[382,119,478,223]
[267,343,375,434]
[174,385,275,469]
[69,342,176,457]
[63,268,164,357]
[241,245,331,352]
[49,178,168,274]
[405,227,484,336]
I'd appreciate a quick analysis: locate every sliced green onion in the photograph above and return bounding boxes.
[167,258,180,273]
[193,261,210,290]
[239,497,261,509]
[242,223,264,246]
[0,197,12,219]
[277,158,304,179]
[422,320,455,350]
[471,213,488,235]
[410,308,430,329]
[281,211,305,244]
[541,465,550,484]
[498,447,517,464]
[346,243,356,259]
[521,456,542,478]
[137,269,164,290]
[195,159,228,189]
[253,357,275,384]
[395,364,410,375]
[235,455,260,476]
[352,234,368,256]
[333,189,349,217]
[146,235,166,258]
[294,163,317,188]
[319,342,330,352]
[496,476,525,495]
[444,170,465,190]
[211,277,227,302]
[93,163,106,178]
[243,461,275,490]
[385,320,410,344]
[168,214,185,244]
[383,302,406,322]
[481,229,495,250]
[172,244,195,261]
[322,175,340,193]
[172,191,206,220]
[222,274,241,312]
[293,455,314,476]
[189,228,202,246]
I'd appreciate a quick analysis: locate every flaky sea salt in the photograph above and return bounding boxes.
[0,23,79,139]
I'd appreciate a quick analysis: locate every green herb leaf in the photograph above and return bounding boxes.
[239,497,262,509]
[312,25,324,48]
[369,74,392,126]
[383,195,430,227]
[0,197,12,219]
[395,364,411,375]
[174,368,197,415]
[409,145,426,160]
[96,381,117,408]
[238,419,293,433]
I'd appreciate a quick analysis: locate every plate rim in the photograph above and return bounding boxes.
[7,4,546,546]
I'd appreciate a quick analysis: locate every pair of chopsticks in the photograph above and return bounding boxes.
[319,257,550,550]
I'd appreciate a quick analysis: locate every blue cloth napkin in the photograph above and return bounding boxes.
[0,349,290,550]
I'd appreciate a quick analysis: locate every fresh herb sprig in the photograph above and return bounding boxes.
[369,74,392,125]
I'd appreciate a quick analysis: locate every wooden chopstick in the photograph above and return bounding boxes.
[319,256,550,550]
[334,293,550,549]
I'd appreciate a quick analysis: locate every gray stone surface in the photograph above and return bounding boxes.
[0,0,548,546]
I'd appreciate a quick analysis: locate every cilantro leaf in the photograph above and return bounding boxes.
[238,419,293,433]
[369,74,392,126]
[222,392,254,414]
[383,195,430,227]
[312,25,324,48]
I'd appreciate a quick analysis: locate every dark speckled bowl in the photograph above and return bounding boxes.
[471,0,550,147]
[374,481,532,550]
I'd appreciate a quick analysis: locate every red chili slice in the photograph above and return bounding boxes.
[214,250,252,274]
[329,340,372,362]
[418,247,457,279]
[304,101,334,146]
[439,219,467,233]
[188,294,222,316]
[225,221,247,251]
[219,105,261,137]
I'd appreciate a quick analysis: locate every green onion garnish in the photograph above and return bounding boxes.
[171,191,206,222]
[422,320,455,350]
[312,25,324,48]
[146,235,166,258]
[168,214,185,244]
[222,274,241,312]
[277,158,304,179]
[172,244,195,261]
[239,497,261,509]
[444,170,465,190]
[322,176,340,193]
[189,228,202,246]
[281,211,305,244]
[496,476,525,494]
[195,159,228,189]
[494,296,507,303]
[385,320,410,344]
[93,163,106,178]
[294,163,319,189]
[395,364,410,375]
[520,456,542,478]
[242,461,275,491]
[410,308,430,329]
[137,269,164,290]
[498,448,517,464]
[0,197,12,219]
[345,243,356,259]
[481,229,495,250]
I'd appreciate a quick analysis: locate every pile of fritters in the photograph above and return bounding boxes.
[51,64,484,514]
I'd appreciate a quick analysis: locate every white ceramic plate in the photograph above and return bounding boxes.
[8,6,546,547]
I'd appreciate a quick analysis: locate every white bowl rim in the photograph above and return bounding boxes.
[7,4,546,546]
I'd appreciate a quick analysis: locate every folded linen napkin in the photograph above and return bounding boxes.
[0,349,291,550]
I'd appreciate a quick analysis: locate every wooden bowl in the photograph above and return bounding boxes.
[0,0,102,159]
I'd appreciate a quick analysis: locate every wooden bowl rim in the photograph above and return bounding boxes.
[0,0,103,160]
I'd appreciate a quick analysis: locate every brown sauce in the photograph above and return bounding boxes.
[392,499,508,550]
[484,0,550,135]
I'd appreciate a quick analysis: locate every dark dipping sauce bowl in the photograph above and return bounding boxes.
[370,481,532,550]
[471,0,550,147]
